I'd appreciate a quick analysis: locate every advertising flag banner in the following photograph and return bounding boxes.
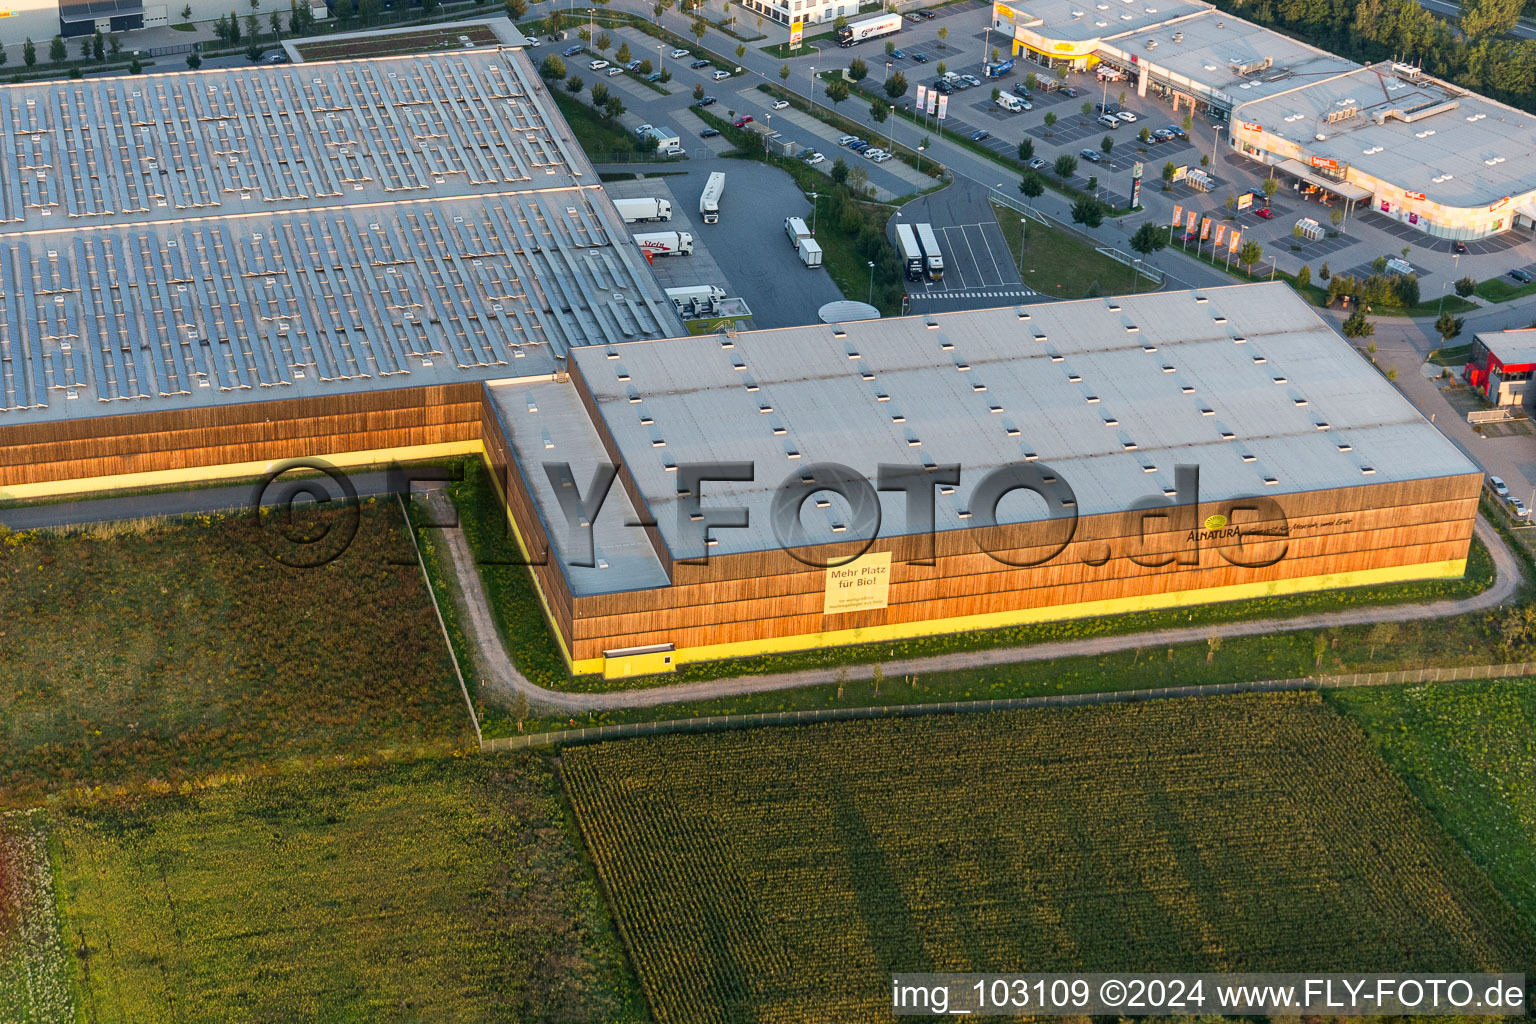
[937,94,949,119]
[915,84,927,111]
[1228,230,1241,252]
[1185,209,1197,230]
[1213,223,1227,248]
[1199,216,1211,240]
[927,88,938,114]
[1172,204,1184,226]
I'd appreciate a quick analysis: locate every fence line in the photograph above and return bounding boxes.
[987,188,1050,225]
[1096,245,1166,283]
[481,660,1536,752]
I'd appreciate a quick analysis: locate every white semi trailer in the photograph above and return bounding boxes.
[633,231,694,257]
[612,197,673,223]
[699,172,725,224]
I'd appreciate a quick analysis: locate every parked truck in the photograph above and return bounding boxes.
[633,231,694,257]
[699,171,725,224]
[984,59,1015,78]
[784,216,822,267]
[895,222,925,281]
[835,12,901,46]
[612,197,673,223]
[914,222,944,281]
[665,284,727,310]
[785,216,811,245]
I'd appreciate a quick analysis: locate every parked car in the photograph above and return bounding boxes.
[1454,241,1468,254]
[606,67,623,76]
[664,145,686,157]
[863,147,887,159]
[970,129,990,141]
[910,52,929,63]
[697,95,717,106]
[1095,102,1121,115]
[870,151,892,162]
[712,69,732,80]
[671,48,691,58]
[934,80,954,94]
[1152,128,1175,142]
[891,48,905,58]
[838,134,861,145]
[1061,86,1079,97]
[919,9,935,17]
[635,124,654,135]
[1490,476,1510,499]
[563,45,583,56]
[1079,148,1102,163]
[690,59,711,68]
[1028,157,1048,170]
[906,11,923,20]
[1012,84,1033,99]
[588,59,610,70]
[646,71,663,81]
[772,99,789,109]
[1511,268,1533,283]
[1165,123,1187,138]
[699,127,721,138]
[850,140,871,152]
[1115,109,1138,122]
[804,151,826,164]
[266,52,289,63]
[732,115,754,127]
[1255,206,1274,219]
[960,73,982,87]
[1181,231,1198,243]
[1511,496,1532,520]
[625,59,643,71]
[1096,113,1120,129]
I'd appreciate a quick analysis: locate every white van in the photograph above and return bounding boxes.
[996,94,1025,113]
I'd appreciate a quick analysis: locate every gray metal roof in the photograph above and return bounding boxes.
[1477,329,1536,366]
[563,283,1476,561]
[1001,0,1208,42]
[0,50,680,427]
[1234,63,1536,208]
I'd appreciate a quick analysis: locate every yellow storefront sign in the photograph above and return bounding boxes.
[823,550,892,615]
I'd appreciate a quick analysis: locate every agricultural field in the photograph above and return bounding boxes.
[1331,679,1536,937]
[0,812,72,1023]
[563,693,1535,1024]
[5,758,644,1024]
[0,501,470,807]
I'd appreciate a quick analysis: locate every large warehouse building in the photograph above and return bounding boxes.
[992,0,1536,239]
[0,55,1480,680]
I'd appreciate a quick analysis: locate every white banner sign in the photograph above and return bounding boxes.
[915,84,927,111]
[926,89,937,115]
[937,94,949,119]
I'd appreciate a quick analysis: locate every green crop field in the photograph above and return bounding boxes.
[1331,679,1536,938]
[0,501,469,807]
[4,758,644,1024]
[563,693,1534,1024]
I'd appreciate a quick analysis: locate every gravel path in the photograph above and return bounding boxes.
[435,506,1525,713]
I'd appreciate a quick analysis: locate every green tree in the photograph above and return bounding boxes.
[693,82,705,100]
[848,57,868,80]
[1053,152,1077,180]
[567,74,584,92]
[269,8,284,36]
[1261,176,1279,204]
[936,25,947,47]
[735,43,745,58]
[935,61,945,76]
[869,99,888,123]
[1238,239,1263,273]
[1181,112,1192,131]
[1162,161,1176,182]
[540,54,566,78]
[227,8,242,39]
[1080,100,1092,118]
[885,40,895,56]
[779,63,790,80]
[79,36,90,60]
[1043,111,1057,133]
[1454,275,1477,297]
[1129,221,1166,257]
[1330,207,1344,229]
[129,56,141,73]
[246,40,266,61]
[22,38,35,68]
[92,30,103,60]
[604,95,624,118]
[596,32,611,50]
[1461,0,1522,37]
[1017,137,1033,162]
[1024,72,1037,89]
[833,13,848,27]
[1371,255,1388,275]
[1085,175,1098,193]
[589,81,610,106]
[615,41,630,62]
[825,78,850,106]
[885,70,907,98]
[107,33,120,56]
[1342,307,1374,339]
[1019,172,1044,200]
[1320,262,1330,281]
[186,50,202,68]
[1296,264,1311,287]
[638,58,652,74]
[990,86,1000,103]
[1071,197,1104,228]
[692,17,706,41]
[1435,311,1465,340]
[1101,134,1114,156]
[830,156,849,184]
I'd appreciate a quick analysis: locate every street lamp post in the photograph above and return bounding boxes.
[1210,124,1224,170]
[867,260,876,304]
[809,191,819,234]
[1439,251,1461,316]
[1018,217,1026,277]
[764,112,771,154]
[809,66,817,114]
[917,143,926,175]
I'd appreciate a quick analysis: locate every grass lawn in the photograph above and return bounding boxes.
[992,202,1158,298]
[17,758,644,1024]
[563,693,1535,1024]
[1331,679,1536,938]
[548,90,649,162]
[294,24,499,60]
[0,500,470,807]
[1474,276,1536,303]
[1428,342,1474,367]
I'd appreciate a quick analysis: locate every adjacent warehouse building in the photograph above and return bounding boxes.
[1465,329,1535,410]
[484,284,1479,678]
[0,49,681,498]
[993,0,1536,238]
